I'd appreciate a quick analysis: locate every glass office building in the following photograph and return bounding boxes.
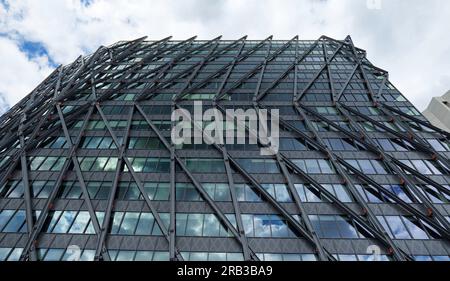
[0,36,449,261]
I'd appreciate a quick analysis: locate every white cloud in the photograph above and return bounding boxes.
[0,37,53,109]
[0,0,450,113]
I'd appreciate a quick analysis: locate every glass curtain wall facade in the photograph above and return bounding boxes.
[0,35,449,261]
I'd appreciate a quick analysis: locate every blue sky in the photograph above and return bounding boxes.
[1,0,450,115]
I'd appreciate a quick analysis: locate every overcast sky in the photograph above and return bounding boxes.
[0,0,449,114]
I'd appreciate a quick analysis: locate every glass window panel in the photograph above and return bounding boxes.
[149,213,165,235]
[306,186,322,202]
[202,214,220,236]
[402,217,429,239]
[427,139,447,151]
[143,159,158,172]
[176,213,187,236]
[3,211,25,232]
[189,252,208,261]
[51,137,67,148]
[377,139,395,151]
[385,216,411,239]
[295,184,321,202]
[432,256,450,261]
[38,157,58,171]
[43,211,62,232]
[116,251,135,261]
[294,184,307,202]
[68,211,90,234]
[410,160,431,175]
[154,183,169,200]
[342,139,357,151]
[339,254,358,261]
[333,184,352,203]
[79,250,95,261]
[318,159,334,174]
[263,253,283,261]
[36,181,53,198]
[130,158,145,172]
[92,157,108,171]
[264,160,279,173]
[0,210,15,231]
[270,215,289,237]
[30,156,45,170]
[124,184,140,200]
[6,181,24,198]
[79,157,94,171]
[66,183,82,199]
[152,252,169,261]
[0,248,11,261]
[225,214,237,229]
[156,159,170,173]
[203,183,215,199]
[305,159,320,174]
[96,185,110,200]
[377,216,394,238]
[235,184,245,201]
[283,254,301,261]
[358,160,376,174]
[177,183,200,201]
[43,249,65,261]
[328,139,344,150]
[134,251,153,261]
[300,254,317,261]
[50,157,65,171]
[110,212,124,234]
[261,184,275,198]
[293,159,306,172]
[5,248,22,261]
[209,253,227,261]
[87,137,102,149]
[423,185,447,203]
[86,182,100,198]
[31,181,45,197]
[144,182,157,199]
[241,214,254,237]
[85,221,96,234]
[36,249,48,260]
[247,185,262,202]
[104,158,118,171]
[274,184,291,202]
[390,139,408,151]
[185,214,203,236]
[364,185,383,203]
[52,211,77,233]
[214,183,231,201]
[135,213,154,235]
[335,216,359,238]
[318,215,340,238]
[247,159,264,173]
[424,160,443,175]
[358,254,390,262]
[388,185,412,203]
[253,215,272,237]
[99,137,114,149]
[414,256,433,261]
[119,212,140,235]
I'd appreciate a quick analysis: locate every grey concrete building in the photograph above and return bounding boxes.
[423,91,450,133]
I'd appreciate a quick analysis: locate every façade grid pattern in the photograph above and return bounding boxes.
[0,35,449,261]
